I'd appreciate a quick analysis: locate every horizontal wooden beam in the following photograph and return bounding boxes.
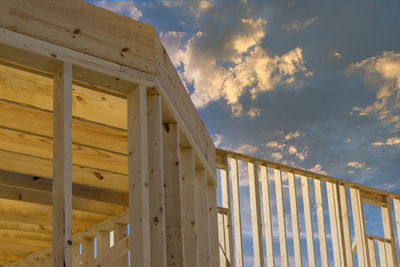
[0,169,128,206]
[0,149,128,192]
[216,148,400,199]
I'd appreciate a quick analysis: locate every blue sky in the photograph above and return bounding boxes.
[89,1,400,266]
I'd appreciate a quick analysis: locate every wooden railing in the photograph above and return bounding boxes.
[216,148,400,267]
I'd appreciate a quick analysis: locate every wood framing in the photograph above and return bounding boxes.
[52,62,73,267]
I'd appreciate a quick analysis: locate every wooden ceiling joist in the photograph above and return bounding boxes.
[0,169,128,206]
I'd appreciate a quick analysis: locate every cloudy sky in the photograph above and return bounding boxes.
[89,1,400,266]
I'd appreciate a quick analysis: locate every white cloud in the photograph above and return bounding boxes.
[247,106,261,118]
[334,52,342,59]
[348,51,400,128]
[212,134,224,147]
[161,14,308,116]
[236,144,258,154]
[95,1,142,20]
[162,1,213,18]
[282,16,318,32]
[272,152,284,160]
[285,131,301,140]
[309,163,327,174]
[347,161,366,169]
[371,137,400,146]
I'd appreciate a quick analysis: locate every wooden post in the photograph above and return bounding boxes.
[380,196,397,266]
[127,84,151,267]
[314,179,329,267]
[274,169,288,267]
[368,239,377,267]
[393,198,400,256]
[378,240,388,267]
[147,94,167,267]
[350,187,370,267]
[196,168,211,267]
[72,243,81,267]
[52,62,72,267]
[181,148,199,267]
[248,162,265,267]
[81,237,94,267]
[96,231,110,258]
[301,176,315,267]
[208,183,220,267]
[163,124,184,267]
[230,158,244,267]
[327,182,343,267]
[288,173,302,267]
[338,185,354,267]
[220,159,234,266]
[260,165,274,267]
[114,224,129,266]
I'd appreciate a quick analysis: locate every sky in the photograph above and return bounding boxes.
[88,1,400,266]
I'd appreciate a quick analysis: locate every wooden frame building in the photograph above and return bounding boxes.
[0,0,218,266]
[1,1,400,267]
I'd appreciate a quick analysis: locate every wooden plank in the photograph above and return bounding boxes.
[393,198,400,256]
[220,164,234,266]
[314,179,329,267]
[300,175,315,267]
[0,0,156,74]
[260,165,274,267]
[114,224,129,267]
[326,182,342,267]
[208,184,220,267]
[0,169,128,206]
[218,213,227,267]
[0,220,52,235]
[196,168,211,267]
[288,173,302,267]
[0,183,124,216]
[368,239,377,267]
[350,187,370,267]
[127,84,150,267]
[230,158,244,267]
[82,237,94,267]
[248,162,265,267]
[147,94,167,267]
[52,62,73,267]
[0,149,128,192]
[380,196,398,266]
[0,99,127,155]
[0,127,127,175]
[180,148,199,267]
[332,184,346,266]
[155,36,216,183]
[88,236,129,267]
[378,240,388,267]
[274,169,288,267]
[338,185,354,267]
[163,123,184,267]
[96,231,110,258]
[71,243,80,267]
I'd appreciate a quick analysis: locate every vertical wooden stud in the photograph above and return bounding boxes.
[327,182,342,267]
[181,148,199,267]
[260,165,274,267]
[274,169,289,267]
[96,231,110,258]
[301,176,315,267]
[368,239,377,267]
[71,242,81,267]
[81,237,94,267]
[196,168,211,267]
[350,187,370,267]
[208,183,220,267]
[128,84,150,267]
[114,224,129,266]
[380,196,398,266]
[147,94,167,267]
[378,240,388,267]
[314,179,329,267]
[220,161,234,266]
[230,158,244,267]
[248,162,265,267]
[338,185,354,267]
[288,173,302,267]
[52,62,72,267]
[163,124,184,267]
